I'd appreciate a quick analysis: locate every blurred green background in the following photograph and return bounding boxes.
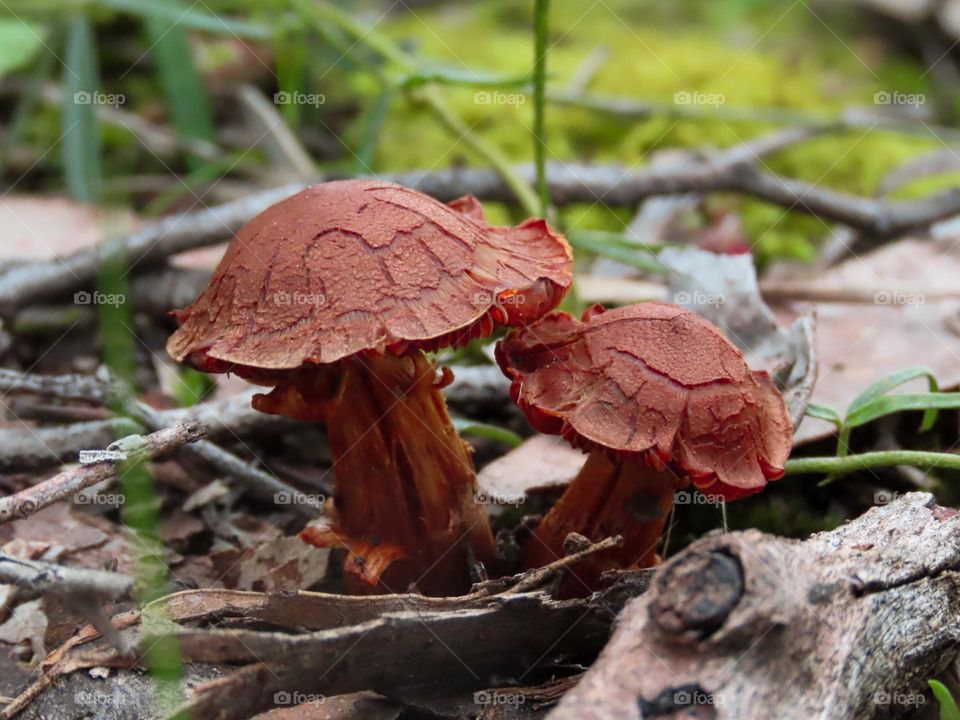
[0,0,953,265]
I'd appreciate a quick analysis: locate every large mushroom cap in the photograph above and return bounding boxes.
[495,303,792,499]
[167,180,572,371]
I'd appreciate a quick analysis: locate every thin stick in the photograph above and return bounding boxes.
[0,554,133,600]
[505,535,623,594]
[0,422,206,523]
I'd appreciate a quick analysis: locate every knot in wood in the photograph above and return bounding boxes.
[649,550,744,639]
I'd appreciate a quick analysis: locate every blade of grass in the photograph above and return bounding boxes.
[785,450,960,478]
[847,366,939,431]
[98,0,269,39]
[930,680,960,720]
[566,229,667,274]
[451,418,523,448]
[144,12,216,171]
[302,1,541,217]
[533,0,551,216]
[353,84,395,173]
[805,403,842,429]
[98,240,182,713]
[143,150,250,215]
[273,23,308,129]
[845,393,960,431]
[62,13,102,203]
[400,66,533,90]
[5,22,60,158]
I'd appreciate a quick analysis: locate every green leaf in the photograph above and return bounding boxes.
[5,23,60,154]
[845,393,960,431]
[353,85,395,173]
[930,680,960,720]
[144,12,216,171]
[566,229,667,274]
[273,23,308,129]
[847,366,939,431]
[451,418,523,448]
[62,14,102,204]
[805,403,842,428]
[98,0,269,39]
[0,18,44,76]
[400,65,533,90]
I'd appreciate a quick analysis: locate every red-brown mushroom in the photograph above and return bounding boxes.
[495,302,791,593]
[167,179,572,595]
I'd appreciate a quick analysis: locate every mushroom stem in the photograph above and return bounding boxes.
[300,352,496,596]
[523,449,683,593]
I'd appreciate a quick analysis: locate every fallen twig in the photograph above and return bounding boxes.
[551,492,960,720]
[504,534,624,594]
[0,422,206,523]
[2,135,957,311]
[0,369,324,516]
[0,554,133,601]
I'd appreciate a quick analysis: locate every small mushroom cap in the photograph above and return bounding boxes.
[495,303,792,499]
[166,180,572,371]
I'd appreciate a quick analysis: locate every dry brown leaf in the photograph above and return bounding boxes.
[0,197,137,261]
[773,238,960,443]
[477,434,588,503]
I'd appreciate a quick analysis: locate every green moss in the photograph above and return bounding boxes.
[326,0,944,261]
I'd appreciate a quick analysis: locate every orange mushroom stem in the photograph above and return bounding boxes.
[261,351,495,595]
[524,451,687,591]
